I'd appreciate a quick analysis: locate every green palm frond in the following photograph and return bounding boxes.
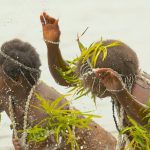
[121,116,150,150]
[146,98,150,107]
[142,107,150,127]
[25,94,101,150]
[121,105,150,150]
[77,38,121,67]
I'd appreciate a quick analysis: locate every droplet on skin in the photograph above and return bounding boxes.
[80,145,84,149]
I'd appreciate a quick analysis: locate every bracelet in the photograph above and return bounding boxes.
[44,39,60,45]
[107,86,125,93]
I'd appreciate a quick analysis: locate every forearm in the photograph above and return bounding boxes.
[114,89,149,126]
[46,42,71,86]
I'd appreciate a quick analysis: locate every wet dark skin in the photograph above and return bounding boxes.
[1,68,116,150]
[41,12,150,127]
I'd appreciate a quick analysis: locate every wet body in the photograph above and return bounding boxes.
[0,39,116,150]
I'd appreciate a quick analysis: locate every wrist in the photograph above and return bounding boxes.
[46,40,60,50]
[113,88,127,97]
[107,84,126,94]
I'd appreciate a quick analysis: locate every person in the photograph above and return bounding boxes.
[0,39,116,150]
[41,12,150,149]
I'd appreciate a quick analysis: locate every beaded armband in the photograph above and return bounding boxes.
[44,39,60,45]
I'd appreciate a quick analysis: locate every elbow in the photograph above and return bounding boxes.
[54,78,71,87]
[57,81,71,87]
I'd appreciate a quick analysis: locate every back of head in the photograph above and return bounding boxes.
[0,39,41,86]
[96,40,139,89]
[96,40,139,76]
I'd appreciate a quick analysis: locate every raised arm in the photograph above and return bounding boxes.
[95,68,149,127]
[40,12,70,86]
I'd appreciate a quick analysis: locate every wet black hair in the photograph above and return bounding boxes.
[96,40,139,76]
[0,39,41,86]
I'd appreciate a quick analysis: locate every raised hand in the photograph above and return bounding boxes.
[94,68,124,92]
[40,12,60,42]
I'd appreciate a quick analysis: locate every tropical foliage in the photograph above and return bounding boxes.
[121,106,150,150]
[25,93,101,150]
[77,37,121,68]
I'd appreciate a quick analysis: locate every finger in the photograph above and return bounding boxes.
[95,69,110,78]
[102,76,113,85]
[100,71,111,80]
[54,19,59,26]
[94,69,108,78]
[99,71,113,83]
[16,146,21,150]
[94,68,112,74]
[95,68,117,79]
[40,15,45,26]
[47,14,55,24]
[101,71,110,78]
[107,70,119,79]
[43,12,51,24]
[43,12,55,24]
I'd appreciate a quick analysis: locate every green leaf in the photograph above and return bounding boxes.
[146,98,150,107]
[121,115,150,149]
[24,94,100,150]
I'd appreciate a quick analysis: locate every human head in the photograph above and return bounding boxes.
[96,40,139,88]
[79,40,139,97]
[0,39,41,93]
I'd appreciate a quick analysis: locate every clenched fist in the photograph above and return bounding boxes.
[94,68,124,92]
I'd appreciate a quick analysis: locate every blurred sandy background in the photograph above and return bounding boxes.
[0,0,150,149]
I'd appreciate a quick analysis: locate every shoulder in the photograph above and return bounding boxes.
[33,80,68,106]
